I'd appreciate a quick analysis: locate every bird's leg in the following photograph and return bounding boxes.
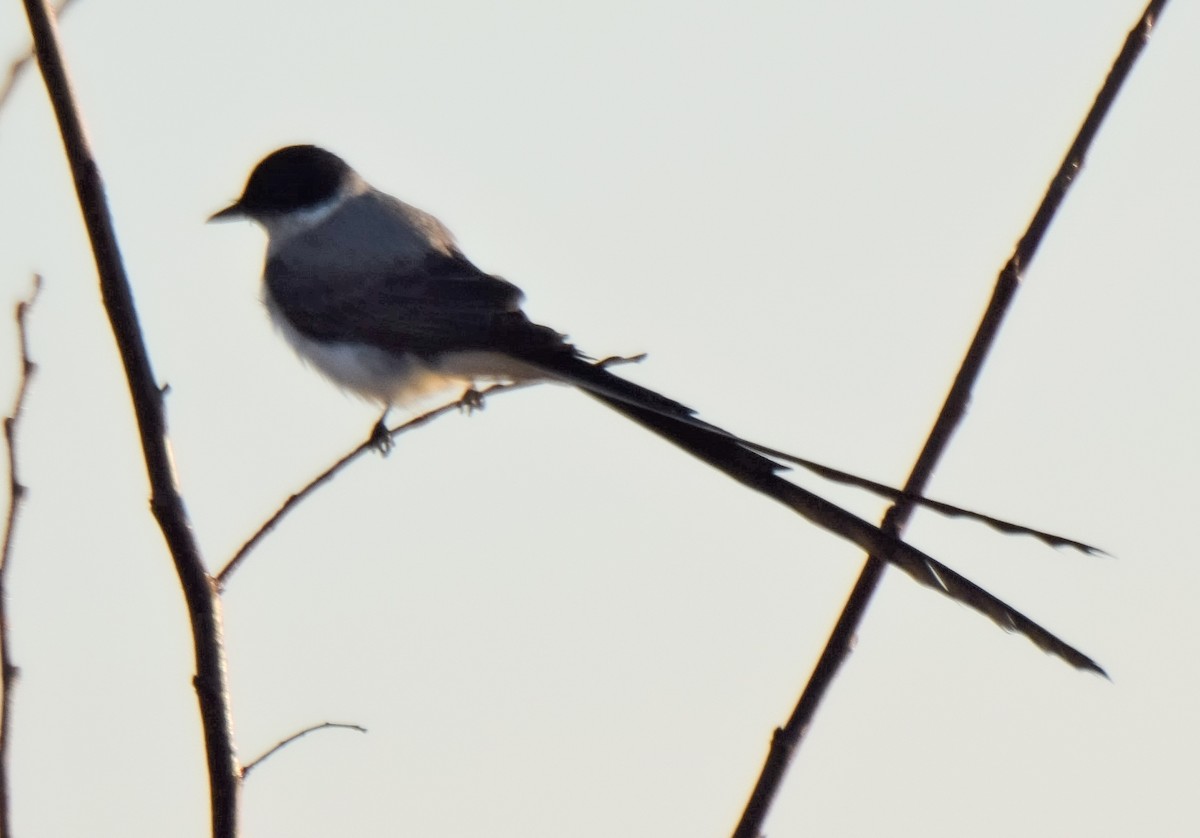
[368,408,394,456]
[457,387,485,415]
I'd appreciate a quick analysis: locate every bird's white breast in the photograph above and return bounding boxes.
[264,289,547,410]
[263,290,467,408]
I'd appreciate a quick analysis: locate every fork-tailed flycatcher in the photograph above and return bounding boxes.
[209,145,1101,674]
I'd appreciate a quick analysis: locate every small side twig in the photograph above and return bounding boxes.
[0,0,76,120]
[218,353,648,587]
[0,276,41,837]
[241,722,367,779]
[594,352,647,367]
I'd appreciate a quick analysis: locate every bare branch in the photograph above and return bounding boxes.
[217,354,653,587]
[20,1,240,835]
[218,382,515,586]
[241,722,368,779]
[220,344,1093,592]
[0,276,41,838]
[732,2,1169,835]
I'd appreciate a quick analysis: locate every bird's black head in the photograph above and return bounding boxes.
[209,145,352,221]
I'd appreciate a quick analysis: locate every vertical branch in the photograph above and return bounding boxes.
[0,277,41,838]
[732,1,1170,835]
[20,2,241,836]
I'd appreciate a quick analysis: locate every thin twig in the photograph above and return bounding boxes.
[219,382,517,586]
[218,353,648,587]
[0,0,76,120]
[241,722,368,779]
[0,277,41,838]
[219,346,1097,586]
[731,2,1169,835]
[21,2,241,836]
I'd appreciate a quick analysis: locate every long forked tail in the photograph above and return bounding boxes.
[534,355,1104,675]
[548,357,1102,552]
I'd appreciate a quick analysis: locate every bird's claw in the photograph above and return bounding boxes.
[368,419,394,456]
[458,388,485,415]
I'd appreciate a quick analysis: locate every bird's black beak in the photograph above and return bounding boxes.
[207,202,246,223]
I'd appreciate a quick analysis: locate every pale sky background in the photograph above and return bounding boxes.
[0,1,1196,836]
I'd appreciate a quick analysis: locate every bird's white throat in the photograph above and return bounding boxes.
[261,175,369,256]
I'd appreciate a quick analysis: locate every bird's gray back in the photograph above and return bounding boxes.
[283,188,459,271]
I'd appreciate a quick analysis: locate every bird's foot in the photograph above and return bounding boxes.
[457,388,485,415]
[368,417,394,456]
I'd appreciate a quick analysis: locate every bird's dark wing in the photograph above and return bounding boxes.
[265,250,574,361]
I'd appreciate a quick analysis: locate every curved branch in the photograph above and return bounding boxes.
[218,382,509,586]
[219,353,646,587]
[241,722,368,779]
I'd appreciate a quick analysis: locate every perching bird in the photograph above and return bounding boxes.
[210,144,1101,674]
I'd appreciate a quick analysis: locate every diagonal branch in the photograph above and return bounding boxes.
[731,2,1170,835]
[219,354,646,587]
[218,381,533,586]
[0,277,41,838]
[220,344,1099,589]
[21,2,240,836]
